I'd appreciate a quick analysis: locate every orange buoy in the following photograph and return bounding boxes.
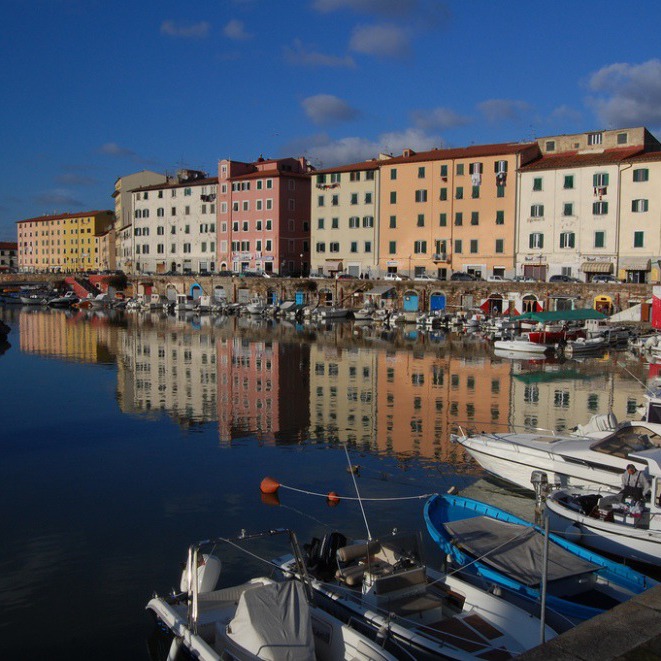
[260,491,281,507]
[260,476,280,494]
[327,491,341,506]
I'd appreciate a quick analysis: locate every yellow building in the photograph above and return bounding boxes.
[378,143,540,279]
[17,210,115,273]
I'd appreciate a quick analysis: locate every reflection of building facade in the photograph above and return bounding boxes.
[216,338,310,444]
[374,352,512,462]
[309,345,378,448]
[116,324,218,424]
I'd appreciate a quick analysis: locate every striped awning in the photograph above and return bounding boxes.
[619,258,651,271]
[581,261,613,274]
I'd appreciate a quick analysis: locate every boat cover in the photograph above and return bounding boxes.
[227,580,315,660]
[445,516,601,587]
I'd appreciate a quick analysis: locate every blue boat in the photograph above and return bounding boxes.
[424,494,657,624]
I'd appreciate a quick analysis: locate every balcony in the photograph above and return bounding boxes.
[432,253,448,262]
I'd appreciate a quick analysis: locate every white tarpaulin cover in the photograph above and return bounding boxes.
[227,581,315,660]
[445,516,600,587]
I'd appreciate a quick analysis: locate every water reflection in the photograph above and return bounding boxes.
[2,306,651,459]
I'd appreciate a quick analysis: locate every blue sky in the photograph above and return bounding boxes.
[2,0,661,241]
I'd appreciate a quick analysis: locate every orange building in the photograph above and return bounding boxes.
[378,143,540,280]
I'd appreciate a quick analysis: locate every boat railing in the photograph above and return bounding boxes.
[453,419,561,438]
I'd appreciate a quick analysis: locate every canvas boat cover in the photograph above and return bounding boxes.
[445,516,601,588]
[227,581,315,660]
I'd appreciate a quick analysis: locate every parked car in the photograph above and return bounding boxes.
[591,274,619,284]
[513,275,537,283]
[335,273,355,280]
[486,275,511,282]
[450,272,482,281]
[549,274,582,283]
[414,274,439,282]
[384,272,410,281]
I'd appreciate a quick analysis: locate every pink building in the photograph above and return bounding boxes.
[217,156,313,275]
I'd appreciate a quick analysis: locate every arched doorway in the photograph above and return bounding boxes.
[429,291,446,312]
[403,290,419,312]
[522,294,542,314]
[190,283,203,300]
[594,295,613,315]
[481,294,504,315]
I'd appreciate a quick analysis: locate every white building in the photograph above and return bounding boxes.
[131,170,218,275]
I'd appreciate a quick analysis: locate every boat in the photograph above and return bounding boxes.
[584,318,631,345]
[353,303,376,321]
[561,336,607,356]
[48,291,79,307]
[317,306,350,319]
[147,528,397,661]
[245,297,267,315]
[543,447,661,566]
[20,292,51,306]
[527,323,585,345]
[277,529,556,659]
[454,386,661,492]
[424,493,657,625]
[175,293,197,311]
[493,334,555,354]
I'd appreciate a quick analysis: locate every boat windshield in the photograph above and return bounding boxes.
[590,425,661,458]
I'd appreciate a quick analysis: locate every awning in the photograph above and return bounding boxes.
[619,258,651,271]
[581,261,613,274]
[365,285,396,297]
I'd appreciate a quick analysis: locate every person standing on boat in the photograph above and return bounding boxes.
[599,464,650,511]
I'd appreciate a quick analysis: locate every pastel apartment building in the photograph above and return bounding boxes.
[378,143,540,280]
[130,169,218,275]
[17,210,115,273]
[517,127,660,282]
[0,241,18,271]
[310,158,381,277]
[217,156,313,275]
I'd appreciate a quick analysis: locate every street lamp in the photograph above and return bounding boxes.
[300,253,304,278]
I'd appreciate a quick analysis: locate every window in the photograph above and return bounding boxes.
[471,185,480,199]
[545,140,556,151]
[266,179,273,188]
[455,186,463,199]
[350,241,358,253]
[390,191,397,204]
[470,239,478,254]
[315,242,326,253]
[418,166,426,178]
[495,160,508,173]
[351,193,358,205]
[266,199,273,210]
[496,210,504,225]
[157,207,164,217]
[389,241,396,254]
[265,220,272,230]
[593,172,609,187]
[560,232,575,249]
[329,242,340,253]
[362,216,374,228]
[533,177,542,191]
[417,214,425,227]
[440,164,448,178]
[470,212,479,226]
[497,185,505,198]
[594,231,605,248]
[331,195,339,206]
[617,132,628,144]
[440,188,447,201]
[389,215,396,228]
[530,204,544,218]
[365,192,372,204]
[316,174,326,184]
[317,218,324,229]
[331,217,339,229]
[390,168,397,180]
[564,175,574,189]
[242,221,249,231]
[633,168,649,182]
[634,231,644,248]
[454,239,462,253]
[454,212,463,226]
[414,240,427,254]
[563,203,574,216]
[365,170,375,180]
[593,201,608,215]
[317,195,325,207]
[364,241,372,252]
[529,233,544,249]
[588,132,603,145]
[632,199,649,212]
[414,189,428,203]
[495,239,504,253]
[456,163,464,176]
[439,213,447,227]
[349,216,360,228]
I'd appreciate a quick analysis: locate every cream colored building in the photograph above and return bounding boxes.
[310,159,381,277]
[618,151,661,283]
[517,127,661,282]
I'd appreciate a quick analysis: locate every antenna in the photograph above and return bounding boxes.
[343,444,372,541]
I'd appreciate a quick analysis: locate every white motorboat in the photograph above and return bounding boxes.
[584,318,631,346]
[353,303,376,321]
[454,388,661,491]
[544,447,661,566]
[245,297,267,315]
[47,291,79,307]
[20,292,51,306]
[147,529,397,661]
[277,530,556,659]
[562,336,607,356]
[493,334,554,355]
[175,293,197,311]
[317,306,350,319]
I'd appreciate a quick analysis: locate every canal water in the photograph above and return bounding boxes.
[0,306,654,659]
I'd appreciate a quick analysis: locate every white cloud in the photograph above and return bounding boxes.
[549,104,582,125]
[313,0,417,16]
[349,24,410,59]
[284,39,355,68]
[477,99,532,124]
[588,59,661,128]
[286,127,443,168]
[35,190,85,209]
[99,142,138,158]
[55,172,97,186]
[411,107,471,131]
[223,19,252,41]
[302,95,360,125]
[160,20,211,39]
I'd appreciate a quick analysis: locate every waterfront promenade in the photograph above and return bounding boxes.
[520,582,661,660]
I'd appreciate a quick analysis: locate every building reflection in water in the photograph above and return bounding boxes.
[10,308,650,465]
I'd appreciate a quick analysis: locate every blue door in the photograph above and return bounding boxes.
[295,291,305,305]
[403,292,419,312]
[430,293,446,312]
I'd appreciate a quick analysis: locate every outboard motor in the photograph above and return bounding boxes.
[180,552,222,594]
